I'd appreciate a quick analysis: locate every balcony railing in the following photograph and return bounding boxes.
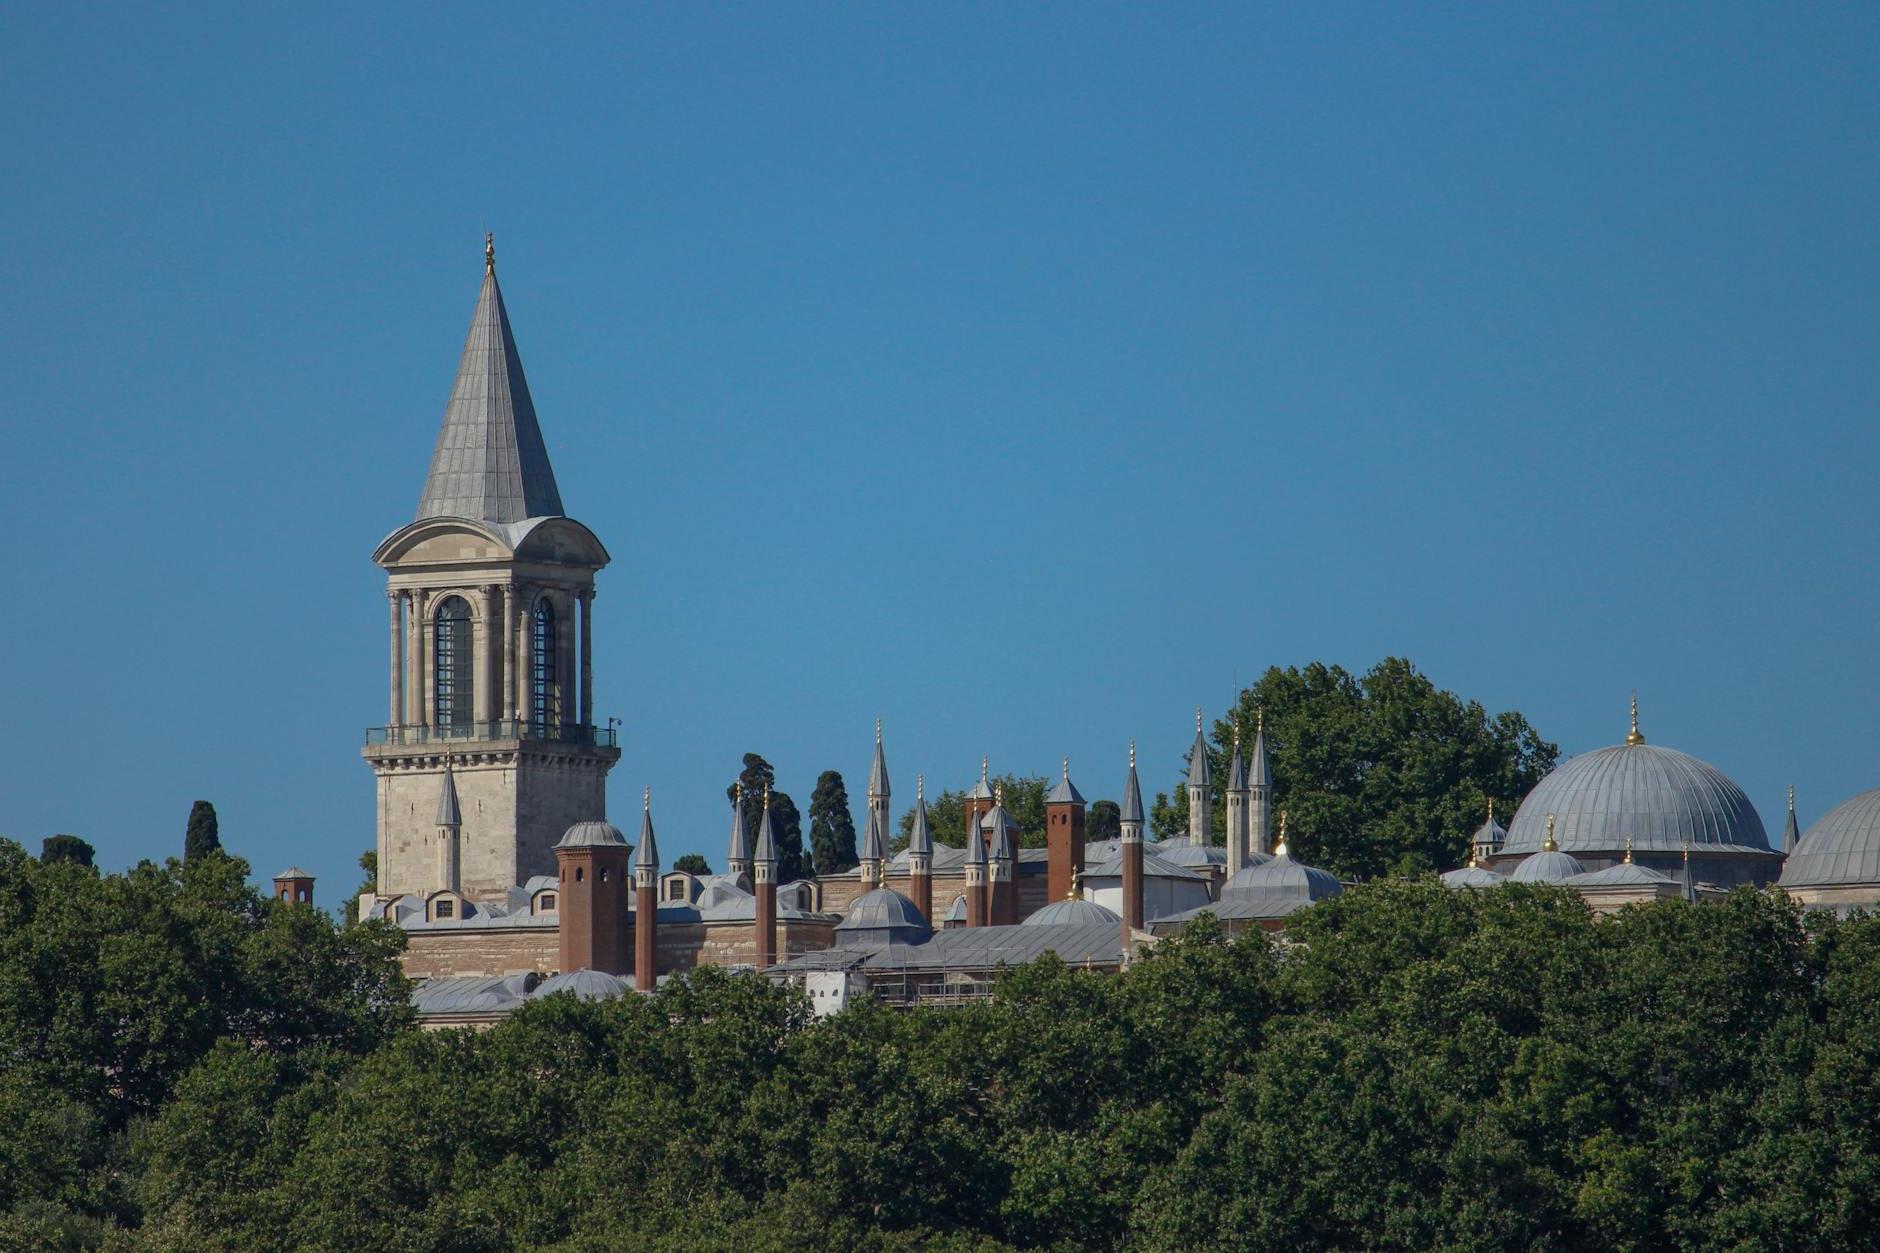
[364,721,617,749]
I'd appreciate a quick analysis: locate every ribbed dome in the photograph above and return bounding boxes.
[530,969,631,1000]
[1780,789,1880,888]
[1023,897,1121,927]
[836,887,931,938]
[1440,865,1506,889]
[1506,743,1769,856]
[557,820,627,848]
[1153,837,1227,869]
[1510,848,1586,883]
[1221,853,1341,903]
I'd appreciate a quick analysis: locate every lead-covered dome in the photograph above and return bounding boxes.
[1024,897,1121,927]
[835,887,931,946]
[1221,853,1342,903]
[1511,847,1587,883]
[557,820,627,848]
[1780,790,1880,888]
[1505,743,1769,856]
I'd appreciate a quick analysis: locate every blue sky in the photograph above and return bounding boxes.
[2,4,1876,896]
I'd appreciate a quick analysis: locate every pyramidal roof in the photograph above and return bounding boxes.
[415,241,565,525]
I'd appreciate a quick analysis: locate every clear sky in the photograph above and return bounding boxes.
[3,4,1876,897]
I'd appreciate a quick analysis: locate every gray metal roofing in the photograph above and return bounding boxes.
[1161,894,1321,922]
[1247,727,1271,787]
[1152,837,1227,868]
[273,866,315,880]
[1082,849,1207,883]
[1780,805,1801,855]
[530,969,632,1001]
[1220,853,1342,902]
[1188,728,1213,788]
[754,801,779,863]
[1510,848,1588,883]
[1122,760,1145,822]
[435,765,461,827]
[868,733,890,798]
[1570,861,1676,888]
[836,886,931,933]
[727,793,751,865]
[415,266,565,524]
[412,972,539,1015]
[1782,788,1880,887]
[776,920,1124,974]
[1046,770,1086,805]
[634,805,659,868]
[1226,745,1246,791]
[1471,815,1507,846]
[1023,897,1121,927]
[1439,865,1507,889]
[907,796,933,855]
[859,807,887,863]
[557,820,626,848]
[1504,742,1771,855]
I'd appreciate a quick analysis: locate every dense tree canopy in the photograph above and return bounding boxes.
[894,773,1049,853]
[1152,658,1558,878]
[809,770,859,876]
[672,853,712,875]
[40,834,94,868]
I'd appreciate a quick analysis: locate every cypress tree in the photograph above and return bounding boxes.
[184,800,221,861]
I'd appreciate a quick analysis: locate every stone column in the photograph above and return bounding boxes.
[517,592,534,731]
[579,588,594,732]
[416,590,433,729]
[388,590,403,727]
[558,591,576,732]
[404,590,422,726]
[471,586,492,728]
[501,585,517,726]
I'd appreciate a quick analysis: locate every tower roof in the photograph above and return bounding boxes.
[868,720,890,798]
[727,785,750,865]
[435,759,461,827]
[1248,714,1271,788]
[908,779,934,856]
[415,240,565,525]
[1046,757,1085,805]
[1121,742,1144,824]
[1226,733,1247,792]
[754,791,779,864]
[635,790,659,869]
[1188,710,1212,788]
[860,808,887,864]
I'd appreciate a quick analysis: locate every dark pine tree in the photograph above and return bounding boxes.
[809,771,859,876]
[184,801,221,861]
[1087,800,1121,844]
[673,853,712,875]
[40,834,95,868]
[727,753,811,882]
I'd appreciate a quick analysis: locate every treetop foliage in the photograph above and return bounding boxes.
[183,800,221,862]
[809,770,859,876]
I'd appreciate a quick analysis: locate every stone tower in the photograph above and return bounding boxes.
[363,238,620,902]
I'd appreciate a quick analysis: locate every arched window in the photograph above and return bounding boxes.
[433,596,473,731]
[531,599,557,735]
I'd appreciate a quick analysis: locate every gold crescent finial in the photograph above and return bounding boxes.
[1626,691,1645,745]
[484,233,495,273]
[1543,814,1558,852]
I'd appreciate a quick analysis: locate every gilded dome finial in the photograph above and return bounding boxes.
[484,232,495,274]
[1626,691,1645,745]
[1623,836,1634,864]
[1543,814,1558,853]
[1275,810,1290,857]
[1068,866,1081,901]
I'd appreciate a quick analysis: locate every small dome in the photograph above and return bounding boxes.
[1470,814,1507,851]
[557,820,627,848]
[1440,865,1507,889]
[1781,789,1880,888]
[1023,897,1121,927]
[838,884,932,933]
[1222,853,1342,903]
[530,969,631,1000]
[1569,861,1676,889]
[1506,742,1769,856]
[1510,848,1587,883]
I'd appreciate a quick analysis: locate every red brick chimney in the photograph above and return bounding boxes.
[555,820,630,975]
[1045,757,1087,905]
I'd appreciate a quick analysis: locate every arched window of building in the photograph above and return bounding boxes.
[433,596,474,731]
[531,598,557,735]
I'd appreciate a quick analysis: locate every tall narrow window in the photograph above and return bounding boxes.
[531,599,557,735]
[433,596,473,731]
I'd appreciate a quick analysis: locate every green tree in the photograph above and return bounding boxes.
[1086,800,1120,845]
[1156,658,1557,877]
[673,853,712,875]
[344,848,378,925]
[184,799,221,860]
[810,770,859,876]
[894,773,1049,851]
[39,835,94,868]
[727,754,812,883]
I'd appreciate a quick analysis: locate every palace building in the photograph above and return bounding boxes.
[342,244,1870,1027]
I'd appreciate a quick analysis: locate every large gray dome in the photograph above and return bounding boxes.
[1780,790,1880,888]
[835,887,931,946]
[1023,897,1121,927]
[557,820,627,848]
[1221,853,1341,903]
[1505,743,1769,856]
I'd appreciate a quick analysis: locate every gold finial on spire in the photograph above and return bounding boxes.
[1256,705,1264,736]
[1623,836,1634,864]
[1068,866,1081,901]
[1543,814,1558,853]
[876,717,882,744]
[1275,810,1290,857]
[994,781,1005,806]
[1129,740,1136,768]
[981,755,989,783]
[1626,691,1645,745]
[484,232,495,273]
[734,781,743,804]
[643,786,650,811]
[763,783,771,807]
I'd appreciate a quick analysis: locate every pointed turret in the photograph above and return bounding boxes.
[860,721,890,886]
[415,236,564,524]
[1186,708,1212,846]
[726,784,751,881]
[868,718,890,798]
[754,790,779,868]
[908,774,934,923]
[434,756,462,896]
[1121,741,1145,939]
[1681,839,1698,903]
[963,790,989,928]
[634,788,659,992]
[1782,785,1800,856]
[436,756,462,827]
[1046,757,1088,904]
[986,784,1018,924]
[1225,727,1248,879]
[753,788,779,967]
[1121,741,1145,826]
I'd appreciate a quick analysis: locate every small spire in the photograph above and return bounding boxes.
[1257,705,1264,736]
[1626,691,1645,746]
[1486,796,1494,824]
[1129,740,1136,768]
[876,717,882,744]
[643,786,650,812]
[981,755,990,783]
[1543,814,1558,853]
[1063,756,1071,782]
[1789,784,1796,813]
[1275,811,1289,858]
[917,773,924,800]
[994,781,1004,806]
[484,232,495,273]
[1196,706,1203,733]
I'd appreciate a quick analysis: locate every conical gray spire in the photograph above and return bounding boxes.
[1782,785,1800,855]
[635,789,660,869]
[1187,709,1212,789]
[435,758,461,827]
[868,719,890,799]
[415,240,564,524]
[1248,712,1271,788]
[1227,737,1247,792]
[754,791,779,865]
[1121,741,1144,823]
[964,811,988,865]
[727,785,751,865]
[908,779,933,856]
[985,792,1018,862]
[859,807,887,864]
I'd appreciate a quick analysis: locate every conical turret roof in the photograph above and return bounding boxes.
[908,781,933,856]
[868,721,890,798]
[435,760,461,827]
[415,239,564,524]
[635,791,659,869]
[754,792,779,864]
[1187,712,1212,789]
[1121,743,1144,824]
[727,786,750,865]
